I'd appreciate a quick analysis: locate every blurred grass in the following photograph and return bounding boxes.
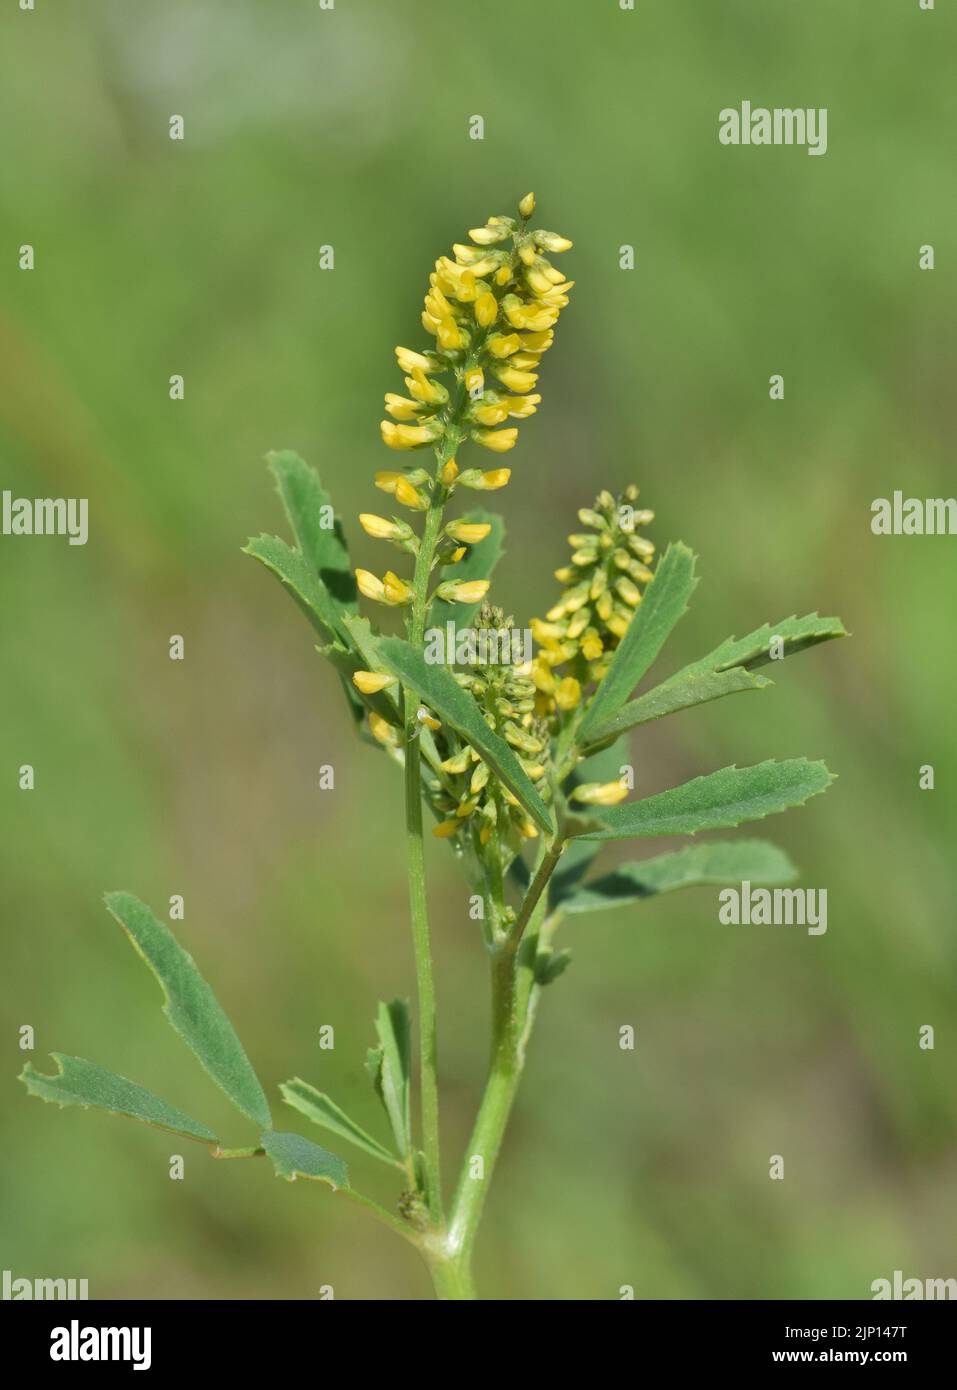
[1,0,955,1299]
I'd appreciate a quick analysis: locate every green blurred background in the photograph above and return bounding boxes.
[2,0,955,1300]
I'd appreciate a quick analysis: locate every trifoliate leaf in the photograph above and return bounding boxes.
[266,450,357,615]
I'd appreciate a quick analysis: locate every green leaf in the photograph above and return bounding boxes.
[104,892,272,1130]
[559,839,798,913]
[243,534,349,646]
[431,511,506,628]
[280,1078,399,1168]
[572,759,834,841]
[371,1000,412,1160]
[261,1130,349,1191]
[266,451,357,616]
[675,612,847,679]
[579,543,698,741]
[378,636,553,834]
[20,1054,218,1143]
[583,667,771,749]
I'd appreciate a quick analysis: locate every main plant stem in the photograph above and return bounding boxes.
[405,495,447,1220]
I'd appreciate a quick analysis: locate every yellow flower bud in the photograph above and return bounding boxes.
[507,394,540,419]
[487,333,522,358]
[395,346,436,373]
[416,705,442,731]
[519,191,536,218]
[383,571,412,604]
[384,393,422,421]
[394,478,430,510]
[469,225,509,246]
[474,291,498,327]
[534,230,573,253]
[406,368,447,405]
[494,365,538,393]
[432,820,461,838]
[472,427,518,452]
[440,457,459,486]
[368,712,397,745]
[472,401,510,426]
[380,421,440,450]
[494,265,512,286]
[446,520,492,544]
[464,367,485,396]
[436,316,467,352]
[355,568,385,602]
[359,513,402,540]
[352,669,397,694]
[456,468,511,490]
[571,779,629,807]
[435,578,491,604]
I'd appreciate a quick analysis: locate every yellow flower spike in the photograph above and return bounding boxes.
[555,676,582,710]
[472,427,518,452]
[571,780,629,807]
[394,478,430,510]
[446,520,492,544]
[352,669,397,694]
[474,291,498,327]
[355,568,386,602]
[519,191,536,218]
[432,820,461,839]
[435,578,491,604]
[440,457,459,486]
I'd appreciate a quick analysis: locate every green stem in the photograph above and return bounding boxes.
[405,495,447,1221]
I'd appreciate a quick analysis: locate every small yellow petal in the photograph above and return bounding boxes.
[352,670,396,694]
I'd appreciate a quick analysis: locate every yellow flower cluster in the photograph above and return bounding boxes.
[357,193,573,614]
[531,485,656,716]
[380,190,573,464]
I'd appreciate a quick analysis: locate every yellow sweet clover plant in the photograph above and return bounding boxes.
[20,195,847,1301]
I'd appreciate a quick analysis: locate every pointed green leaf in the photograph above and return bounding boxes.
[579,543,698,741]
[572,759,834,841]
[280,1078,400,1168]
[243,534,348,646]
[675,612,847,679]
[20,1054,217,1143]
[372,1000,412,1160]
[559,840,798,913]
[583,667,772,750]
[378,636,553,833]
[431,511,506,628]
[266,451,357,615]
[104,892,272,1130]
[261,1130,349,1191]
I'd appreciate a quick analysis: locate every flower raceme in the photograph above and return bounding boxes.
[359,193,573,614]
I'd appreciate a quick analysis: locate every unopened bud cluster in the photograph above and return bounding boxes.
[430,604,552,848]
[531,485,656,717]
